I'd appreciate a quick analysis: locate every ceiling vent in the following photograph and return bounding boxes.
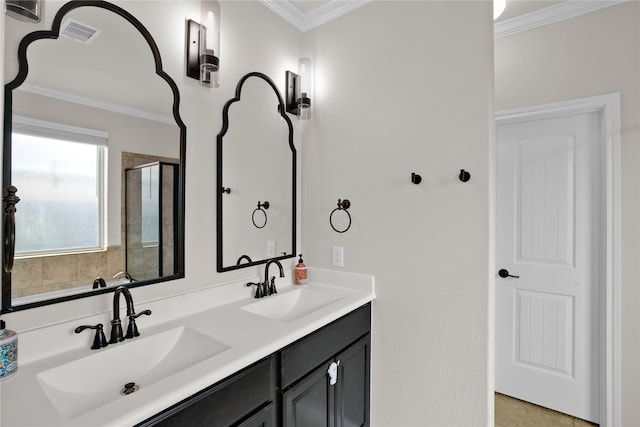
[60,19,101,44]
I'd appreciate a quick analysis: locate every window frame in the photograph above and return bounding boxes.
[11,115,108,257]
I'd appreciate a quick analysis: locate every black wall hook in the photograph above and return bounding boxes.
[411,173,422,185]
[459,169,471,182]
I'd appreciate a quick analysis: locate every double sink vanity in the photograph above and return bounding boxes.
[1,268,375,426]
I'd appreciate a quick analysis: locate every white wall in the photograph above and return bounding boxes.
[301,2,494,425]
[494,2,640,424]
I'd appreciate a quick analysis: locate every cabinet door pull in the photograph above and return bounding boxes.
[328,360,340,386]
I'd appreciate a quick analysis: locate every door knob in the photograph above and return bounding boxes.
[498,269,519,279]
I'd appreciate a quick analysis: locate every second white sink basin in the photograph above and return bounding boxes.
[241,286,343,322]
[37,326,229,420]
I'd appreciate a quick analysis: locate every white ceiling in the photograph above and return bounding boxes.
[259,0,625,33]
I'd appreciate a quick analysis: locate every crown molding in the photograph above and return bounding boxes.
[260,0,371,32]
[494,0,625,39]
[261,0,625,35]
[18,84,175,125]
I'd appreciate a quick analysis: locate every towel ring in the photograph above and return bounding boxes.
[252,201,269,229]
[330,199,351,233]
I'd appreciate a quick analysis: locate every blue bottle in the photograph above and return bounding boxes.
[0,320,18,381]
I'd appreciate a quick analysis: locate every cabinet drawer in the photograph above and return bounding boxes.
[137,356,276,427]
[280,303,370,389]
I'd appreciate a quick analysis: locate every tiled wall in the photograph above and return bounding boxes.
[11,246,125,298]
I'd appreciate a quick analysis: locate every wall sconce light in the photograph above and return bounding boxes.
[286,57,313,120]
[186,0,220,88]
[5,0,41,23]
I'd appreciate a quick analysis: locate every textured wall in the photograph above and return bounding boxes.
[301,2,494,424]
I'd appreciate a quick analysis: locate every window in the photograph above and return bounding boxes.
[11,117,107,256]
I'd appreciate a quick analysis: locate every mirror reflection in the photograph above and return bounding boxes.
[217,72,296,271]
[125,159,178,280]
[3,2,185,310]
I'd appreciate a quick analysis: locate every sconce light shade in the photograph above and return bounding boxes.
[285,58,313,120]
[186,0,220,88]
[5,0,40,23]
[493,0,506,20]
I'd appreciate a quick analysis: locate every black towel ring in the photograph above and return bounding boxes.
[252,201,269,229]
[329,199,351,233]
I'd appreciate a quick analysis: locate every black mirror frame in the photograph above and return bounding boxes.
[216,72,296,272]
[1,0,186,313]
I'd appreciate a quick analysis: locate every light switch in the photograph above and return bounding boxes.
[267,240,276,257]
[332,246,344,267]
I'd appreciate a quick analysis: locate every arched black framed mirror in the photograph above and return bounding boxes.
[1,0,186,312]
[217,72,296,272]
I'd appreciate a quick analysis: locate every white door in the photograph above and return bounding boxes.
[495,111,602,423]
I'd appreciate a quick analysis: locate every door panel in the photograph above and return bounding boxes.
[496,111,601,423]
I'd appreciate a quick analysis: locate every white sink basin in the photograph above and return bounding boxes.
[37,326,229,420]
[241,286,343,322]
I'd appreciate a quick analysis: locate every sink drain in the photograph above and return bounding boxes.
[121,382,139,395]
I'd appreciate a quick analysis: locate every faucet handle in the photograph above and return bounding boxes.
[246,282,263,298]
[268,276,278,295]
[75,323,109,350]
[109,318,124,344]
[125,309,152,339]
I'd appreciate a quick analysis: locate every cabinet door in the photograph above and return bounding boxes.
[334,336,370,427]
[283,335,370,427]
[236,403,275,427]
[282,361,335,427]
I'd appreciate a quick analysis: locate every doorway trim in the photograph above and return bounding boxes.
[495,93,621,426]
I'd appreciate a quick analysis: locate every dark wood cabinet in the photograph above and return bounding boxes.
[282,335,370,427]
[136,356,277,427]
[137,303,371,427]
[237,403,275,427]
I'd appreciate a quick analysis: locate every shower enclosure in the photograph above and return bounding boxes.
[125,162,178,280]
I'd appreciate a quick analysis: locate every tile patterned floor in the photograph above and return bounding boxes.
[495,393,598,427]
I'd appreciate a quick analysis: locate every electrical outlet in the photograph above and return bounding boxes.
[267,240,276,257]
[332,246,344,267]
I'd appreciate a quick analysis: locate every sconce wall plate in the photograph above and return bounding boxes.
[285,70,300,115]
[285,58,312,119]
[186,19,200,81]
[186,18,220,84]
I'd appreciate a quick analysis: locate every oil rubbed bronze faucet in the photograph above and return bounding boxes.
[92,277,106,289]
[245,259,285,298]
[109,286,151,344]
[264,259,284,296]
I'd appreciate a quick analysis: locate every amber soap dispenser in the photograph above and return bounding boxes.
[294,254,308,285]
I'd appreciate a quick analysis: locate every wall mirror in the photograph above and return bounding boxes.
[1,1,185,312]
[217,72,295,272]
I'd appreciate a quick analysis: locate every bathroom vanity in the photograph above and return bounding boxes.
[0,268,374,426]
[138,303,370,426]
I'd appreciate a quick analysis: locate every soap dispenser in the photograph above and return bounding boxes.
[0,320,18,381]
[294,254,308,285]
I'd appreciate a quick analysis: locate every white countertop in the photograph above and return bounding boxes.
[0,267,375,427]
